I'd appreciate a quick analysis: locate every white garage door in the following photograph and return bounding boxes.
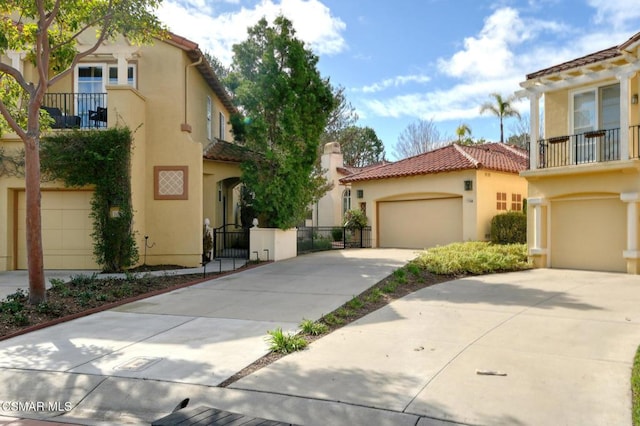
[17,191,98,270]
[378,197,463,249]
[550,197,626,273]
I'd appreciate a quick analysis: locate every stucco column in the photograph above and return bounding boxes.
[528,91,541,170]
[528,197,546,253]
[621,192,640,274]
[616,71,631,161]
[114,52,130,86]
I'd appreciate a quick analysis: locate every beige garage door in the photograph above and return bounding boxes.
[550,197,626,273]
[17,191,98,270]
[378,197,462,249]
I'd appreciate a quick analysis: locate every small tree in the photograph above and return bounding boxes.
[0,1,165,303]
[228,16,334,229]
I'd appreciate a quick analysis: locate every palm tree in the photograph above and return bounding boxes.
[455,123,472,143]
[479,93,521,143]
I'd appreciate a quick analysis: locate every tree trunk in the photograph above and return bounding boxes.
[24,134,46,304]
[500,119,504,143]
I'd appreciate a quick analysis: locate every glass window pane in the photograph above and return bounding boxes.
[573,91,595,134]
[600,84,620,130]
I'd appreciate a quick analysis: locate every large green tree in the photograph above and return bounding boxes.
[0,0,165,304]
[479,93,521,143]
[228,16,334,229]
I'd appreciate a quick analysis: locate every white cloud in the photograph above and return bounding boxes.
[357,74,431,94]
[157,0,347,65]
[588,0,640,29]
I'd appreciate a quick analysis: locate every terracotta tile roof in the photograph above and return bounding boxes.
[337,161,391,176]
[340,143,528,183]
[165,32,237,114]
[526,30,640,80]
[203,139,253,163]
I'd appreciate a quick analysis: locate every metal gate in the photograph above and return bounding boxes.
[213,224,249,259]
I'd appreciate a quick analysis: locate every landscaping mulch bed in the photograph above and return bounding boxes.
[0,265,259,341]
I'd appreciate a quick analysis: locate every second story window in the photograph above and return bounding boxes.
[108,65,136,87]
[219,112,226,140]
[206,97,212,140]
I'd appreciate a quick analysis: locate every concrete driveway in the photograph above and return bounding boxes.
[231,268,640,426]
[0,254,639,425]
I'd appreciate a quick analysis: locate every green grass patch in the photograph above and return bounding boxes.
[366,288,383,303]
[299,318,328,336]
[414,241,530,275]
[381,280,398,293]
[265,327,307,354]
[346,296,364,310]
[633,345,640,426]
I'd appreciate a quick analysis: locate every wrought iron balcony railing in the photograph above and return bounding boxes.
[532,126,640,169]
[42,93,108,129]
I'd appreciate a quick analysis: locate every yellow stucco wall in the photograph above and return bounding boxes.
[350,169,527,248]
[476,170,528,239]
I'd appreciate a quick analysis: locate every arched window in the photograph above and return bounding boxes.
[342,189,351,216]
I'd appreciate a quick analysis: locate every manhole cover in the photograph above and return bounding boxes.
[114,356,162,372]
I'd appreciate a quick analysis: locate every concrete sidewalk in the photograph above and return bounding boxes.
[1,254,639,425]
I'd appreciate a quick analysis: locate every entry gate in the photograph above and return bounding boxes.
[213,224,249,259]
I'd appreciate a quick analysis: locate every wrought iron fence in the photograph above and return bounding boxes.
[297,226,372,254]
[213,224,249,259]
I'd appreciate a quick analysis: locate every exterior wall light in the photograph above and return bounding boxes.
[357,189,364,198]
[632,94,638,105]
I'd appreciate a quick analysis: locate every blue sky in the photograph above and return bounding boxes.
[157,0,640,159]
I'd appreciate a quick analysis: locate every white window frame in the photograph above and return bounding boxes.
[342,188,351,216]
[218,111,226,140]
[206,96,213,141]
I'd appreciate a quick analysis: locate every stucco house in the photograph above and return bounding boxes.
[519,30,640,274]
[0,32,245,270]
[311,142,387,227]
[340,143,528,249]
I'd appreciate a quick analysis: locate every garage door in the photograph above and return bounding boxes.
[550,197,626,273]
[378,197,462,249]
[17,191,98,269]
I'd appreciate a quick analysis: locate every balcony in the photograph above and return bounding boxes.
[42,93,108,129]
[532,125,640,169]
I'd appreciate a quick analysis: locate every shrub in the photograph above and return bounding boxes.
[265,328,308,354]
[490,211,526,244]
[331,227,343,242]
[344,209,367,229]
[414,241,530,275]
[299,319,328,336]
